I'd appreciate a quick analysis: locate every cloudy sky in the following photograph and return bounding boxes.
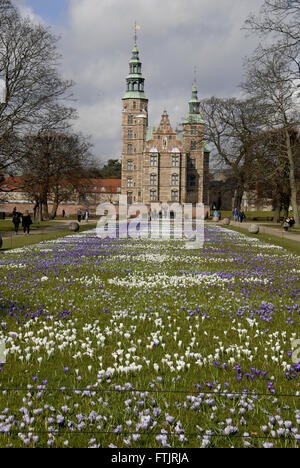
[13,0,264,166]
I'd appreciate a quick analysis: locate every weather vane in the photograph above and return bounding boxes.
[193,66,197,86]
[134,21,140,44]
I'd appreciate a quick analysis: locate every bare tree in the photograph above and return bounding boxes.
[21,132,92,222]
[249,127,297,221]
[244,0,300,51]
[0,0,75,174]
[200,97,265,210]
[242,45,300,224]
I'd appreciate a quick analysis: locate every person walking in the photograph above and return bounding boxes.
[12,211,21,234]
[239,209,246,223]
[22,210,32,235]
[77,209,82,223]
[283,219,289,232]
[84,209,89,223]
[233,208,239,222]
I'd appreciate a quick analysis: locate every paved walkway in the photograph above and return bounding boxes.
[225,220,300,242]
[0,220,95,239]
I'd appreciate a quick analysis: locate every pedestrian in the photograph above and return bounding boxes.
[62,209,65,218]
[283,219,289,232]
[288,217,295,229]
[22,210,32,235]
[85,210,89,223]
[239,209,246,223]
[12,211,21,234]
[77,209,82,223]
[233,208,239,222]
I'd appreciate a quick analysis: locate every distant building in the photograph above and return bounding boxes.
[0,177,121,216]
[121,40,210,209]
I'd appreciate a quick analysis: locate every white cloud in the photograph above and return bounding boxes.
[18,0,264,164]
[12,0,45,24]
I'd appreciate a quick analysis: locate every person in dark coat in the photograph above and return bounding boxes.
[12,211,21,234]
[239,210,246,223]
[22,210,32,235]
[288,217,295,229]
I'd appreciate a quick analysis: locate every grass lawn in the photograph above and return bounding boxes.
[221,223,300,255]
[0,220,64,235]
[0,224,299,448]
[0,224,97,251]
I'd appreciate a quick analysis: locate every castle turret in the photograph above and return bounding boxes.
[182,82,206,204]
[121,40,148,204]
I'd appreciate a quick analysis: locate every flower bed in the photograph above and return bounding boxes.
[0,226,299,448]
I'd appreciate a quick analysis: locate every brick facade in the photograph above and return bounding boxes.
[121,42,209,208]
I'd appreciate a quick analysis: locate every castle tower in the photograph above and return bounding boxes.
[144,110,183,204]
[121,40,148,204]
[182,82,208,204]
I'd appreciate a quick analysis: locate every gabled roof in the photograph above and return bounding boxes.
[78,178,121,193]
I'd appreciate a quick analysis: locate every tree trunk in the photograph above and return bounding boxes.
[233,186,244,211]
[33,202,39,222]
[38,202,43,222]
[273,205,280,223]
[50,202,59,220]
[42,200,49,220]
[284,125,299,226]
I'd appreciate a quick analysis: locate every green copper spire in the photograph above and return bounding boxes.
[189,83,200,114]
[122,26,147,101]
[183,80,203,124]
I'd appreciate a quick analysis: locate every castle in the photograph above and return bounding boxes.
[121,40,210,208]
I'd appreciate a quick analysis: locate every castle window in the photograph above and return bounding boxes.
[150,155,158,167]
[127,192,133,204]
[127,143,133,154]
[128,129,133,139]
[150,174,158,186]
[127,177,133,188]
[171,190,179,202]
[191,126,197,135]
[171,173,179,186]
[190,140,196,150]
[127,160,134,171]
[189,175,196,187]
[133,101,136,109]
[190,158,196,168]
[150,189,158,202]
[128,115,134,125]
[172,155,180,167]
